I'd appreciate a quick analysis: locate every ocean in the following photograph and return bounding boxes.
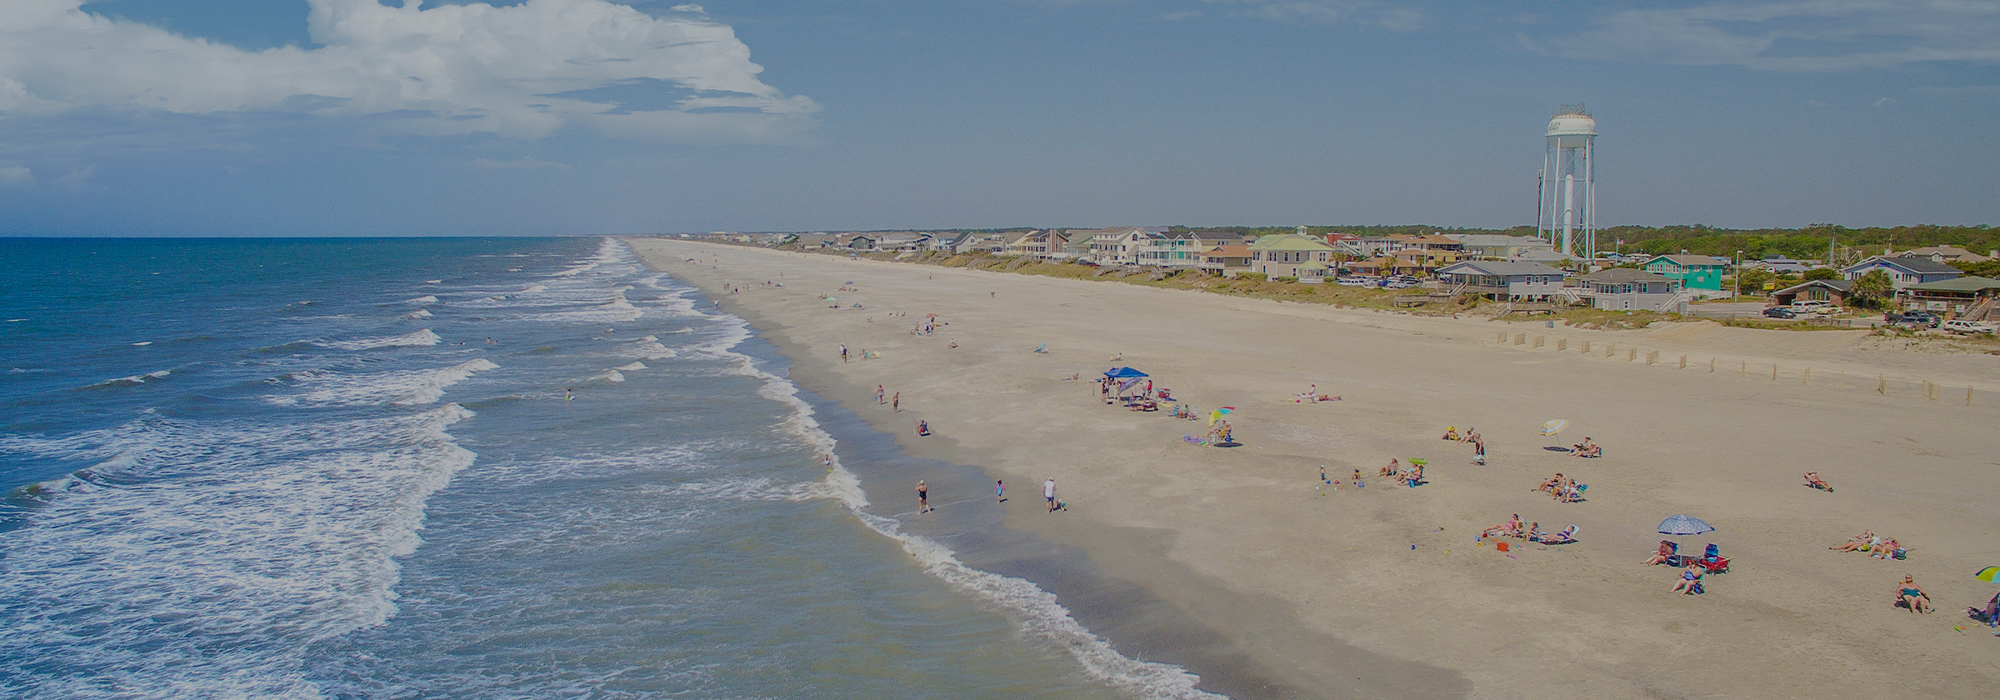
[0,237,1216,699]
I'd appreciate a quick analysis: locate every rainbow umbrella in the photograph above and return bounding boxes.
[1208,407,1235,426]
[1976,566,2000,583]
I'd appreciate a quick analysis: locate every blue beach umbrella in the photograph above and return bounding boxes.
[1104,367,1149,379]
[1657,515,1715,536]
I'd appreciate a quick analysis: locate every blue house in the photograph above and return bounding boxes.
[1841,256,1963,290]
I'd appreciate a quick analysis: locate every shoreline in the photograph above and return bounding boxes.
[634,238,2000,699]
[703,265,1458,699]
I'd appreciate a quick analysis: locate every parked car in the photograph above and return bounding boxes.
[1898,311,1940,328]
[1379,278,1419,290]
[1334,276,1372,287]
[1762,307,1798,319]
[1940,320,1997,335]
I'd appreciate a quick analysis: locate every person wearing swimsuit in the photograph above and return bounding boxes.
[916,481,930,514]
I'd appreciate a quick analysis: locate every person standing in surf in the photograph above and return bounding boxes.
[916,480,930,514]
[996,479,1005,503]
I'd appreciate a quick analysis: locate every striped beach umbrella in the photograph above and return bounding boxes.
[1976,566,2000,583]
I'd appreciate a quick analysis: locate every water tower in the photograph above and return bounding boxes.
[1535,104,1597,260]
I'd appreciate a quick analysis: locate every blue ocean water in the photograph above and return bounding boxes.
[0,238,1209,699]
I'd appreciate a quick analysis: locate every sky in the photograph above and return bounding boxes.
[0,0,1996,236]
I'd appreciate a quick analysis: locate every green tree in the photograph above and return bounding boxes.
[1803,268,1840,281]
[1949,259,2000,278]
[1736,268,1776,295]
[1850,269,1894,308]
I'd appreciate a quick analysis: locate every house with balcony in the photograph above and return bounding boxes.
[1435,261,1566,300]
[1842,256,1963,290]
[1643,254,1729,292]
[1197,244,1253,277]
[1577,268,1686,312]
[1900,276,2000,319]
[1248,234,1337,279]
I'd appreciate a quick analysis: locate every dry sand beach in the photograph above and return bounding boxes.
[630,238,2000,699]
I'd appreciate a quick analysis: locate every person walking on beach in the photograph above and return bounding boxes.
[996,479,1005,503]
[1472,436,1487,465]
[1044,478,1057,512]
[891,392,900,412]
[876,385,885,404]
[916,480,930,514]
[840,344,849,363]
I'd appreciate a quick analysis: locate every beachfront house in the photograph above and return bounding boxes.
[1577,268,1687,312]
[840,234,877,252]
[1841,256,1963,290]
[1771,279,1854,307]
[1435,261,1566,300]
[1900,276,2000,319]
[1642,254,1729,292]
[1444,234,1556,261]
[1081,227,1161,266]
[1247,234,1337,279]
[875,232,932,253]
[953,232,1012,254]
[1137,231,1203,270]
[1197,244,1253,277]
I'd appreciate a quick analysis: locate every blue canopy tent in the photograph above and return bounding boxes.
[1104,367,1149,379]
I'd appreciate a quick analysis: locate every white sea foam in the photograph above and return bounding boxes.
[405,309,433,320]
[0,404,477,698]
[272,358,499,407]
[87,369,172,388]
[403,295,439,304]
[592,370,625,383]
[522,284,547,293]
[319,328,442,351]
[694,302,1223,700]
[130,341,153,346]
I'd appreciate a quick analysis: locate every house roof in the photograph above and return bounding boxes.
[1647,254,1728,267]
[1512,249,1580,262]
[1580,268,1671,283]
[1898,246,1988,262]
[1438,261,1564,277]
[1843,256,1961,275]
[1202,244,1251,258]
[1186,230,1245,243]
[1443,234,1553,248]
[1773,279,1854,294]
[1251,234,1336,251]
[1905,275,2000,292]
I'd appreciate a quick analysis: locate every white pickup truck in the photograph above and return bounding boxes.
[1939,320,1997,335]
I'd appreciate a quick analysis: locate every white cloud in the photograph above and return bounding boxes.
[1534,0,2000,70]
[471,156,572,170]
[0,165,32,187]
[1198,0,1421,30]
[0,0,818,142]
[53,165,96,191]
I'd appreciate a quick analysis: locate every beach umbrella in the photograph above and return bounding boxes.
[926,313,938,318]
[1976,566,2000,583]
[1657,515,1715,536]
[1104,367,1149,379]
[1208,406,1235,426]
[1541,419,1569,436]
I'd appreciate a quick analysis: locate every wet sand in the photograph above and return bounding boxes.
[632,239,2000,699]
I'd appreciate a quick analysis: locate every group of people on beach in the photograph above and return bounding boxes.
[1534,473,1587,503]
[1440,426,1486,464]
[1829,530,1907,560]
[1375,458,1424,487]
[1479,514,1576,544]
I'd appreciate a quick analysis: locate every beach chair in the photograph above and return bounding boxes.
[1700,544,1730,574]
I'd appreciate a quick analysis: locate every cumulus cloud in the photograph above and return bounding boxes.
[0,0,818,142]
[1531,0,2000,70]
[1198,0,1422,29]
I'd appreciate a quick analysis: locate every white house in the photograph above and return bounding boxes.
[1435,261,1566,300]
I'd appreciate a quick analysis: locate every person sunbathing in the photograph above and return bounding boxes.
[1537,525,1578,544]
[1803,471,1832,492]
[1535,474,1563,493]
[1969,591,2000,628]
[1570,439,1600,458]
[1895,576,1932,613]
[1829,531,1874,552]
[1442,427,1460,441]
[1871,537,1901,559]
[1524,522,1542,541]
[1379,458,1401,478]
[1672,565,1703,595]
[1643,540,1676,565]
[1482,514,1524,538]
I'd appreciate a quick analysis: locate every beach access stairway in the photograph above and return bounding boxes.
[1961,297,1996,323]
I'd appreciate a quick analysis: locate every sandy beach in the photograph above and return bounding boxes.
[630,238,2000,699]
